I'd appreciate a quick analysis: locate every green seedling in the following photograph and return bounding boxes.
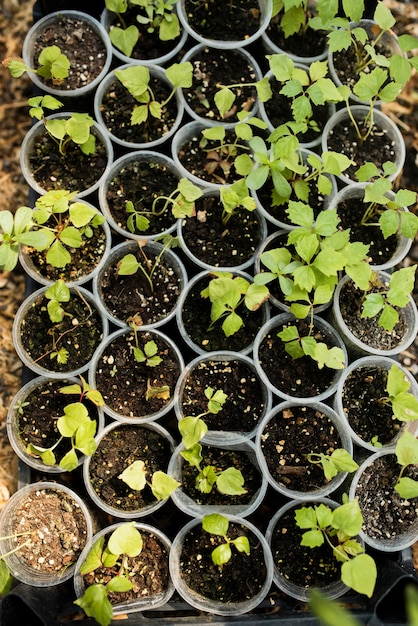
[117,236,179,295]
[254,204,371,320]
[295,499,377,598]
[0,206,49,271]
[25,376,104,471]
[179,387,246,496]
[127,321,170,401]
[214,75,271,121]
[360,265,416,332]
[394,431,418,500]
[105,0,180,58]
[32,190,105,269]
[378,363,418,424]
[202,513,250,566]
[323,2,418,90]
[118,459,179,500]
[219,178,256,226]
[355,163,418,240]
[74,522,144,626]
[179,386,227,449]
[200,271,269,337]
[114,61,192,126]
[39,280,95,366]
[0,190,105,272]
[305,448,359,481]
[27,94,64,120]
[246,130,354,207]
[266,54,343,135]
[198,114,265,185]
[44,112,96,157]
[278,321,346,370]
[125,177,202,234]
[3,45,70,84]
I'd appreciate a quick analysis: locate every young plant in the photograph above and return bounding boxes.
[394,431,418,500]
[41,279,96,366]
[127,319,170,401]
[30,190,106,269]
[105,0,181,58]
[270,0,318,39]
[179,387,247,497]
[74,522,144,626]
[3,45,70,84]
[25,376,104,471]
[360,265,417,332]
[254,204,371,320]
[214,74,272,121]
[202,513,250,566]
[246,129,354,207]
[266,54,343,136]
[322,1,418,90]
[114,61,192,126]
[24,94,97,156]
[198,113,265,185]
[305,448,358,481]
[118,459,179,500]
[219,178,257,226]
[277,320,346,370]
[0,206,49,272]
[200,271,269,337]
[294,499,377,598]
[381,363,418,424]
[117,235,178,296]
[124,177,202,234]
[355,162,418,241]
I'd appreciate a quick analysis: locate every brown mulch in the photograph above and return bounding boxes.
[0,0,417,571]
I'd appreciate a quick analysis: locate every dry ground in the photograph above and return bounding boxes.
[0,0,417,565]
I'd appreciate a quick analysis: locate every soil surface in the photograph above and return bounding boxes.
[183,0,263,42]
[104,157,179,237]
[257,318,340,398]
[182,46,258,124]
[12,486,89,574]
[337,276,410,351]
[355,453,418,541]
[19,289,104,374]
[27,126,110,194]
[340,364,403,446]
[97,244,184,327]
[326,116,402,182]
[180,194,263,268]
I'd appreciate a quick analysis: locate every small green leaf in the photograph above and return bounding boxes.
[107,522,143,558]
[211,543,232,566]
[395,477,418,500]
[80,537,105,575]
[202,513,228,538]
[106,575,133,592]
[74,584,113,626]
[118,460,147,491]
[216,467,247,495]
[341,553,377,598]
